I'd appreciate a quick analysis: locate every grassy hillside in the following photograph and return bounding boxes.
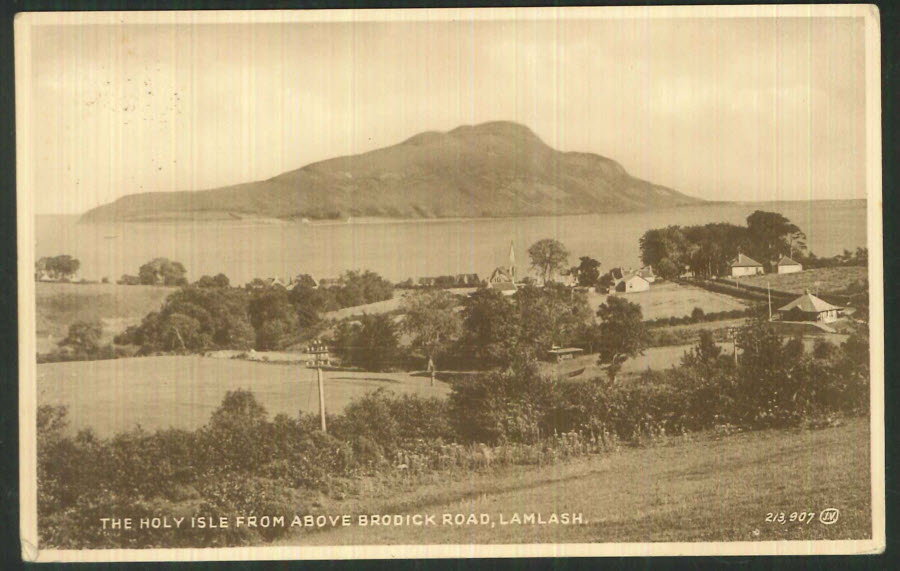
[81,121,701,223]
[35,282,175,354]
[283,417,870,545]
[723,266,867,295]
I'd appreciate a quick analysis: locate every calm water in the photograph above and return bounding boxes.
[36,200,867,285]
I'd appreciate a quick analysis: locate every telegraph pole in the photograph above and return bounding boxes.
[729,327,738,367]
[305,341,330,433]
[767,280,772,321]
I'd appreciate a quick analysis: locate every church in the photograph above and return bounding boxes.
[487,242,518,296]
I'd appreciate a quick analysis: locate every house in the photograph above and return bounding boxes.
[546,346,584,363]
[776,255,803,274]
[636,266,656,283]
[487,267,517,296]
[776,290,843,323]
[418,277,437,288]
[616,273,651,293]
[265,277,287,288]
[317,278,341,289]
[730,253,765,277]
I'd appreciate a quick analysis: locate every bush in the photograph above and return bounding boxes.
[333,389,452,455]
[449,358,556,444]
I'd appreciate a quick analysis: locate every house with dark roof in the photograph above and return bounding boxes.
[777,290,842,323]
[730,253,765,277]
[776,255,803,275]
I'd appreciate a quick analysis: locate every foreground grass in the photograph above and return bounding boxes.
[282,418,871,545]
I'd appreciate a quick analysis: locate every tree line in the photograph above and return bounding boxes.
[639,210,808,279]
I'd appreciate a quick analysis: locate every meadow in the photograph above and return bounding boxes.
[285,417,871,544]
[589,281,749,320]
[722,266,867,295]
[36,356,449,437]
[35,282,174,354]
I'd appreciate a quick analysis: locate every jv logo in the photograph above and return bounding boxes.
[819,508,840,525]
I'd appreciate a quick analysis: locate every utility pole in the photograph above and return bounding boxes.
[729,327,738,367]
[305,340,330,433]
[767,280,772,321]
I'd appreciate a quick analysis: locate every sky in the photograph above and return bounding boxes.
[26,13,869,214]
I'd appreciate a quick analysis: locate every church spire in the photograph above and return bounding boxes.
[508,241,516,279]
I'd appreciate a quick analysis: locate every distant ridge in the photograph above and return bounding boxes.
[81,121,702,223]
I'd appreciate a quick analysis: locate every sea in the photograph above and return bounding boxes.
[35,200,867,285]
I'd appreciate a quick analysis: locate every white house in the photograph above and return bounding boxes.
[616,274,650,293]
[776,255,803,274]
[730,253,765,277]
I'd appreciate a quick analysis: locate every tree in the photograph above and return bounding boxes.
[516,282,594,355]
[746,211,806,270]
[37,255,81,281]
[333,314,399,372]
[138,258,188,286]
[528,239,569,284]
[401,290,462,385]
[292,274,317,289]
[127,286,254,353]
[460,288,520,368]
[59,320,103,356]
[595,296,647,381]
[195,273,230,288]
[639,226,690,279]
[575,256,602,287]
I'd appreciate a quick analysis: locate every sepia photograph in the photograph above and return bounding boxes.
[15,6,884,561]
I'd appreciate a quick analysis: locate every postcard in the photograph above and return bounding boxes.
[16,5,884,561]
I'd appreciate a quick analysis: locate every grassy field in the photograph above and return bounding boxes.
[35,282,175,354]
[723,266,867,295]
[588,282,750,321]
[280,417,871,545]
[36,356,449,437]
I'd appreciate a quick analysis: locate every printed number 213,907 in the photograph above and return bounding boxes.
[765,512,816,525]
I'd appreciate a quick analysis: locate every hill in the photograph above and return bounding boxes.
[81,121,701,223]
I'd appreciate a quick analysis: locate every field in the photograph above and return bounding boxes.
[35,282,175,354]
[36,356,449,437]
[722,266,867,295]
[281,417,871,544]
[588,281,750,321]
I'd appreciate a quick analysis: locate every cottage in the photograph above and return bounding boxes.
[730,253,765,277]
[777,290,842,323]
[616,274,650,293]
[776,255,803,274]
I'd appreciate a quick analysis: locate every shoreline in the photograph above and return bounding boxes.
[39,197,867,227]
